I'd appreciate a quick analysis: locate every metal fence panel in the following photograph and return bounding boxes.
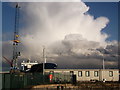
[2,72,72,89]
[52,73,72,83]
[2,73,10,89]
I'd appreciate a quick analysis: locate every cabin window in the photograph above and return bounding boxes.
[78,71,82,77]
[94,71,99,77]
[85,71,90,77]
[109,71,113,77]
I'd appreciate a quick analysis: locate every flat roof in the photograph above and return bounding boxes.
[45,69,119,71]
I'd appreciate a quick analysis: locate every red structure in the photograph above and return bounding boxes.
[49,72,53,82]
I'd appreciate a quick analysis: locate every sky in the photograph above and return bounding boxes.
[85,2,118,41]
[2,1,119,70]
[2,2,118,41]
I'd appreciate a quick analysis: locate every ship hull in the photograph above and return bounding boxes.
[30,63,57,72]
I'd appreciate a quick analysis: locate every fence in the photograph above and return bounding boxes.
[2,73,49,89]
[51,72,72,84]
[2,72,72,89]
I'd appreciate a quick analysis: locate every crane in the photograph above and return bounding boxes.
[12,3,21,71]
[3,56,13,67]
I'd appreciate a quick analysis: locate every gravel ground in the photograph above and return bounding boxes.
[25,82,120,90]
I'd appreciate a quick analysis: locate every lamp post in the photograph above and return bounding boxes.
[102,50,105,82]
[102,48,106,82]
[102,48,105,70]
[98,48,105,81]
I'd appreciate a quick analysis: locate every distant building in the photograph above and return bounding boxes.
[45,69,119,82]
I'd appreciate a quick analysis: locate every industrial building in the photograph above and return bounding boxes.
[45,69,119,82]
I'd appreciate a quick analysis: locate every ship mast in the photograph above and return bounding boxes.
[43,47,45,75]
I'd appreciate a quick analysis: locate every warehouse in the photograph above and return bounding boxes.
[45,69,119,82]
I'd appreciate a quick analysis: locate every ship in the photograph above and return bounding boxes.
[30,63,57,72]
[21,60,57,72]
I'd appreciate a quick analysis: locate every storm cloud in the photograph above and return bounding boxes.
[2,1,119,69]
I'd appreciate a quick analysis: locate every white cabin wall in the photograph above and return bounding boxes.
[45,69,119,82]
[100,70,119,81]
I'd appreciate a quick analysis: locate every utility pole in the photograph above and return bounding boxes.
[12,3,20,72]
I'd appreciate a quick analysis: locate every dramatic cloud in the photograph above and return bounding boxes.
[3,1,119,69]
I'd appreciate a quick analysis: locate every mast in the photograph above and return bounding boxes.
[43,47,45,75]
[12,3,20,70]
